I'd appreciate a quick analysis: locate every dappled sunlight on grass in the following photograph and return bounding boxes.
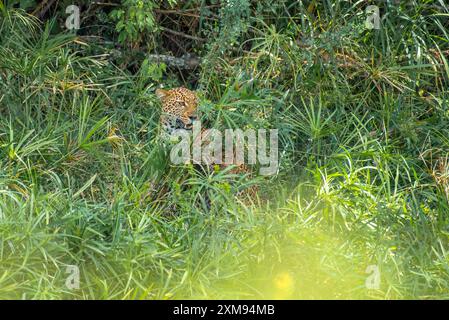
[1,1,449,299]
[206,220,389,300]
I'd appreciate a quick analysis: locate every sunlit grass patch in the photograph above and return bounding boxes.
[0,2,449,300]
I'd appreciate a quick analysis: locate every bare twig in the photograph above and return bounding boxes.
[91,2,119,6]
[154,4,221,14]
[160,27,206,42]
[32,0,57,19]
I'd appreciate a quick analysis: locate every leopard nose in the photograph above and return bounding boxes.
[189,115,199,124]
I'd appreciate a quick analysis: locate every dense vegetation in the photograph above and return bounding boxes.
[0,0,448,299]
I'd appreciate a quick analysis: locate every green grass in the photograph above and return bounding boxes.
[0,1,449,299]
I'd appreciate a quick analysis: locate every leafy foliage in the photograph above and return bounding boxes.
[110,0,160,44]
[0,0,449,299]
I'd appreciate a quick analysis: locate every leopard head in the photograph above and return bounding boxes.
[155,87,199,133]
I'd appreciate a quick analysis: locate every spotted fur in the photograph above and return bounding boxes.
[155,87,199,134]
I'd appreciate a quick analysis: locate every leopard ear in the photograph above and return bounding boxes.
[155,89,168,99]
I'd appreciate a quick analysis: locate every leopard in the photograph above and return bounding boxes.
[155,87,199,134]
[155,86,260,208]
